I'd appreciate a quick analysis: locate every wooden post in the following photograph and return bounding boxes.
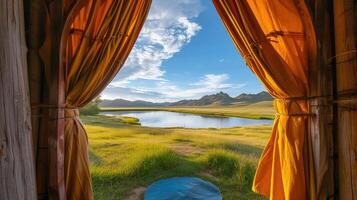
[24,0,49,198]
[305,0,335,198]
[43,1,66,199]
[24,0,67,199]
[333,0,357,199]
[0,0,37,199]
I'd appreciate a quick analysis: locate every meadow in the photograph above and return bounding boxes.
[82,108,272,199]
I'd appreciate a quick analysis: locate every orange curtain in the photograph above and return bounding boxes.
[60,1,152,199]
[212,0,316,199]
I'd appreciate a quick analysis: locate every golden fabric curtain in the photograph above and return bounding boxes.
[61,1,152,199]
[212,0,316,199]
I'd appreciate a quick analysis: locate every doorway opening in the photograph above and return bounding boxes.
[79,1,273,199]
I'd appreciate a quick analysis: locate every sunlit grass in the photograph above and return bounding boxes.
[82,115,270,199]
[202,149,257,189]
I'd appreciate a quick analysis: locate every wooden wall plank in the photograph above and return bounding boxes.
[333,0,357,199]
[0,0,37,199]
[306,0,335,198]
[39,1,66,199]
[24,0,67,199]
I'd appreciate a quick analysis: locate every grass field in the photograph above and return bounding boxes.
[100,101,275,120]
[82,112,272,199]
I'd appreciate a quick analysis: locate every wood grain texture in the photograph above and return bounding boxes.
[24,0,67,199]
[334,0,357,199]
[303,1,336,198]
[308,1,336,199]
[40,2,66,199]
[0,0,37,199]
[24,0,66,199]
[24,0,51,198]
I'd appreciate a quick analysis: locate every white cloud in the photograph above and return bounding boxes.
[111,0,203,83]
[102,74,246,102]
[219,58,225,62]
[192,74,232,89]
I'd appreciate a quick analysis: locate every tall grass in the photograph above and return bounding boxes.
[121,145,179,177]
[202,149,257,191]
[91,144,179,178]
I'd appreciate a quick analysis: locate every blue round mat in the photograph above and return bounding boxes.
[144,177,222,200]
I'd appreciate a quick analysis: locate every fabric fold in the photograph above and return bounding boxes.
[212,0,317,199]
[60,1,152,199]
[253,99,309,199]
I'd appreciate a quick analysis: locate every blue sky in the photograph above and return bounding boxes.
[101,0,264,102]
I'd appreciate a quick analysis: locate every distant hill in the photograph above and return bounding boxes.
[171,91,236,106]
[235,91,272,104]
[99,91,272,107]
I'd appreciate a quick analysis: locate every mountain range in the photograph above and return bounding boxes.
[99,91,272,107]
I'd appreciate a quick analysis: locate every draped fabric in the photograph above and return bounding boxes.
[60,1,152,199]
[212,1,316,199]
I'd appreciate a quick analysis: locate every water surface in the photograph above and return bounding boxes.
[101,111,272,128]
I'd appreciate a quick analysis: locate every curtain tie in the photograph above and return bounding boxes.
[273,98,314,117]
[65,108,79,118]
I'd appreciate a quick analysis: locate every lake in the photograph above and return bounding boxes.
[100,111,273,128]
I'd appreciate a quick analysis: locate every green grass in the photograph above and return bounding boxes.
[203,150,256,189]
[100,101,275,120]
[118,116,141,125]
[82,115,270,200]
